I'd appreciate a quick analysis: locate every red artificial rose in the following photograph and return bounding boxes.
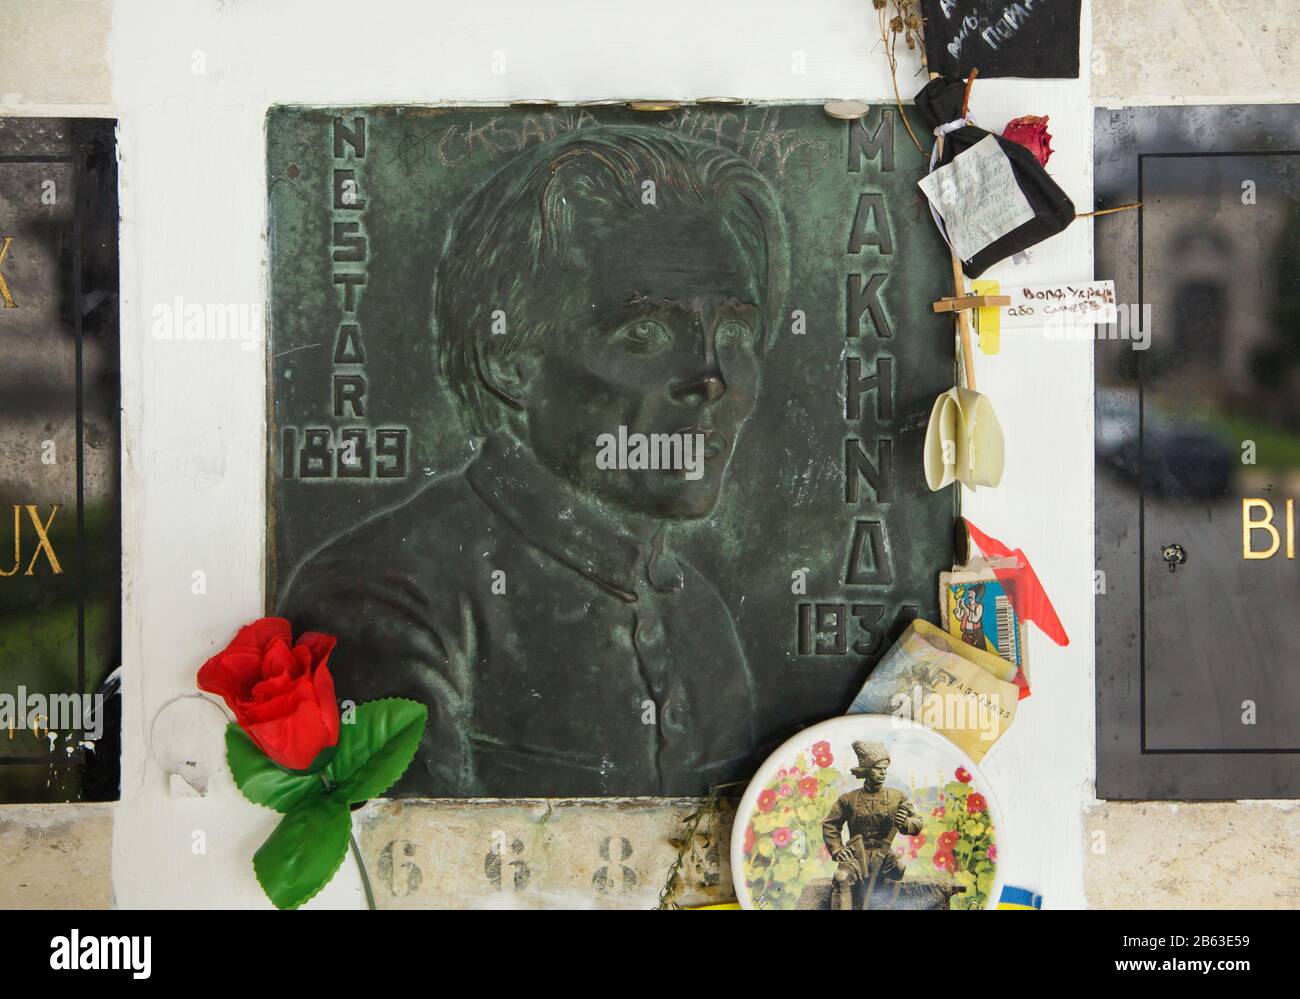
[967,792,988,815]
[955,766,972,783]
[938,829,960,850]
[772,827,792,849]
[1002,114,1053,167]
[757,788,777,813]
[797,776,819,798]
[743,825,755,855]
[198,617,341,771]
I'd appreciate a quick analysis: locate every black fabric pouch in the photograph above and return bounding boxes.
[914,76,1075,278]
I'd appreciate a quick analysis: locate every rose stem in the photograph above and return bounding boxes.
[351,833,377,911]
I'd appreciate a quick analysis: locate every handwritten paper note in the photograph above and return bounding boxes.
[1002,280,1117,328]
[974,279,1118,349]
[918,135,1034,262]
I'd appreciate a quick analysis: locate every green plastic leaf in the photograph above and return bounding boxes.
[324,698,428,804]
[253,795,352,910]
[225,724,320,813]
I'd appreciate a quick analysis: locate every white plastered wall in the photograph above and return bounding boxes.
[105,0,1094,908]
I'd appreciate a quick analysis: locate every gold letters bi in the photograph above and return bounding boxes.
[1242,497,1297,560]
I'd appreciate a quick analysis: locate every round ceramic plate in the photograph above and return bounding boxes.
[731,716,1005,910]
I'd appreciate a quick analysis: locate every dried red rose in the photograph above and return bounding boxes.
[1002,115,1054,167]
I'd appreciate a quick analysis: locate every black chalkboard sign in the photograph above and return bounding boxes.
[921,0,1081,79]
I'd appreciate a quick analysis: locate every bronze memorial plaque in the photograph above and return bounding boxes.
[266,104,955,797]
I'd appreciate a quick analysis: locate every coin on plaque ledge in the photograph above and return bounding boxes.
[823,99,871,120]
[509,99,561,108]
[628,99,684,112]
[731,715,1006,911]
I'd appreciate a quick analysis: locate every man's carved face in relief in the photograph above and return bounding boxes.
[520,209,763,520]
[435,126,788,523]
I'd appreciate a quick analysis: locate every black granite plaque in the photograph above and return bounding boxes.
[1095,104,1300,799]
[0,118,120,803]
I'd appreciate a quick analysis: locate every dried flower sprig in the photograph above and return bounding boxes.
[656,780,747,910]
[874,0,927,155]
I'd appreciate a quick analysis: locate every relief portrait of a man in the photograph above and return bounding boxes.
[279,124,790,797]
